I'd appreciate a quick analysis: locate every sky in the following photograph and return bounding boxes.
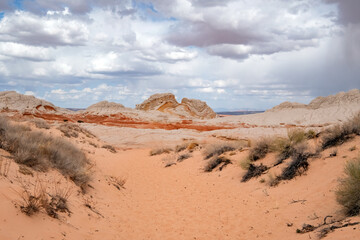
[0,0,359,110]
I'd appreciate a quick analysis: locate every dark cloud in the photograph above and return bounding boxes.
[167,21,265,47]
[326,0,360,24]
[0,0,13,11]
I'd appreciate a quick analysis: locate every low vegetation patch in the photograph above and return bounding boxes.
[204,157,232,172]
[177,153,192,162]
[203,142,242,160]
[336,156,360,216]
[32,118,50,129]
[150,147,172,156]
[321,112,360,149]
[248,138,271,161]
[0,116,91,187]
[241,163,268,182]
[102,144,117,153]
[58,123,96,139]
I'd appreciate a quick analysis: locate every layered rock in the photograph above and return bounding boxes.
[85,101,126,115]
[0,91,60,113]
[136,93,216,119]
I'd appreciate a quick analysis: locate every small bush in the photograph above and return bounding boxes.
[349,146,357,152]
[277,143,310,181]
[204,157,231,172]
[187,142,199,152]
[321,112,360,149]
[0,116,91,187]
[241,163,268,182]
[177,153,191,162]
[248,138,271,161]
[305,129,317,139]
[175,143,188,153]
[33,119,50,129]
[288,129,306,145]
[150,147,172,156]
[336,156,360,216]
[203,143,237,160]
[19,180,48,216]
[102,144,117,153]
[58,123,96,139]
[239,157,251,170]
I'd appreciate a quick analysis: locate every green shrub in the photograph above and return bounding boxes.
[336,156,360,216]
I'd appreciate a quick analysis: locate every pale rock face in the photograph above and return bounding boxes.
[85,101,125,114]
[181,98,217,119]
[136,93,217,119]
[0,91,58,113]
[135,93,178,111]
[268,89,360,112]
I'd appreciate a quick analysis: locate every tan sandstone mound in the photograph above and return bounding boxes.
[268,89,360,112]
[0,91,61,113]
[136,93,216,119]
[85,101,126,115]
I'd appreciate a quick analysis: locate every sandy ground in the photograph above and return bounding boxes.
[1,117,360,240]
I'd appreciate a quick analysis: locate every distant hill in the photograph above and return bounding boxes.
[216,110,264,116]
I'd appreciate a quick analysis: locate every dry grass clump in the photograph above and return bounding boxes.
[203,142,243,160]
[321,112,360,149]
[177,153,192,162]
[19,179,71,218]
[0,116,91,187]
[204,157,231,172]
[102,144,117,153]
[175,143,188,153]
[0,156,11,177]
[150,147,172,156]
[58,123,96,139]
[248,138,271,161]
[32,118,50,129]
[336,156,360,216]
[241,164,268,182]
[108,176,126,190]
[270,143,312,186]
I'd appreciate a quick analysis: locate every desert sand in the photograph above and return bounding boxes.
[1,90,360,240]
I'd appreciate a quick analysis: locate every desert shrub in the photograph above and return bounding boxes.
[203,142,237,160]
[58,123,96,139]
[177,153,191,162]
[305,129,317,139]
[349,146,357,151]
[187,142,199,152]
[175,143,188,153]
[288,129,307,144]
[19,180,48,216]
[239,157,251,170]
[336,156,360,216]
[204,157,231,172]
[107,176,126,190]
[248,138,271,161]
[241,164,268,182]
[150,147,172,156]
[277,143,310,182]
[33,118,50,129]
[321,112,360,149]
[0,116,91,187]
[102,144,117,153]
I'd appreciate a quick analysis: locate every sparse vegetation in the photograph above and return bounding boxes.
[0,156,11,177]
[248,138,271,161]
[175,143,188,153]
[321,112,360,149]
[102,144,117,153]
[305,129,317,139]
[272,143,311,185]
[150,147,172,156]
[239,157,251,170]
[58,123,96,138]
[336,156,360,216]
[349,146,356,152]
[32,118,50,129]
[204,157,231,172]
[241,163,268,182]
[177,153,191,162]
[0,116,91,187]
[203,142,242,160]
[108,176,126,190]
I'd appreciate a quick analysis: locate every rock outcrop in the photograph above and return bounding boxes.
[136,93,179,111]
[0,91,59,113]
[268,89,360,112]
[136,93,217,119]
[85,101,126,115]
